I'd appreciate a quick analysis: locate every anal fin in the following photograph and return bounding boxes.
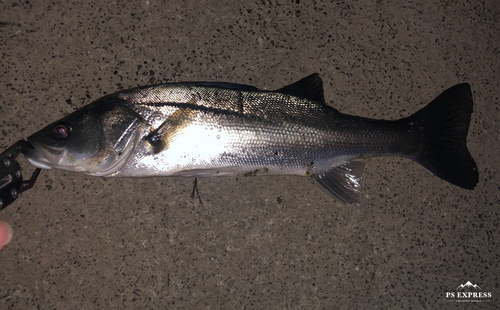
[311,161,365,204]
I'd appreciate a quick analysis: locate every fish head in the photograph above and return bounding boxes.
[23,97,146,176]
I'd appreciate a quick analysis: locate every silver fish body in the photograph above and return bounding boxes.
[23,74,478,203]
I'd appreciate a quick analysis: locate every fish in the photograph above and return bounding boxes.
[22,74,478,203]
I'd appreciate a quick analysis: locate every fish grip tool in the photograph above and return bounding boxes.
[0,140,41,211]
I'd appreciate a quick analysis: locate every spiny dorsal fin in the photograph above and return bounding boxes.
[187,82,259,92]
[275,73,325,104]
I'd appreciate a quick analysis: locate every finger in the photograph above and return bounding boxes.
[0,221,13,250]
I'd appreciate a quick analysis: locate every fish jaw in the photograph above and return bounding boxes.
[23,136,140,177]
[23,141,68,170]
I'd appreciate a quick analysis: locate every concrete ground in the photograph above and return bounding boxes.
[1,0,498,308]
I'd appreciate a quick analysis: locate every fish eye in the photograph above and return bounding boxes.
[53,124,71,140]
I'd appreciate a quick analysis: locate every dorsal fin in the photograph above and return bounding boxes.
[187,82,259,92]
[275,73,325,103]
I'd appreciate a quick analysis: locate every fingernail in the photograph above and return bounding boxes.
[0,221,13,247]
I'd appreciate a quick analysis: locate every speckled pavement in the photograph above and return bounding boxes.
[1,0,498,308]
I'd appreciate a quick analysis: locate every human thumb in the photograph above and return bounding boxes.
[0,221,13,251]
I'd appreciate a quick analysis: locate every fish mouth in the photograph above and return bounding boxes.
[22,140,67,170]
[22,139,136,176]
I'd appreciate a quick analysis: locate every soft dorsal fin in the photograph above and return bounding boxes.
[275,73,325,103]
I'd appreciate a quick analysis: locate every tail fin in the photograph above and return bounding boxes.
[409,83,478,189]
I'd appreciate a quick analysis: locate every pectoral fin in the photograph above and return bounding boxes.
[145,108,195,154]
[311,161,365,204]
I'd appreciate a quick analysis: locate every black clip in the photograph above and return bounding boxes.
[0,140,41,211]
